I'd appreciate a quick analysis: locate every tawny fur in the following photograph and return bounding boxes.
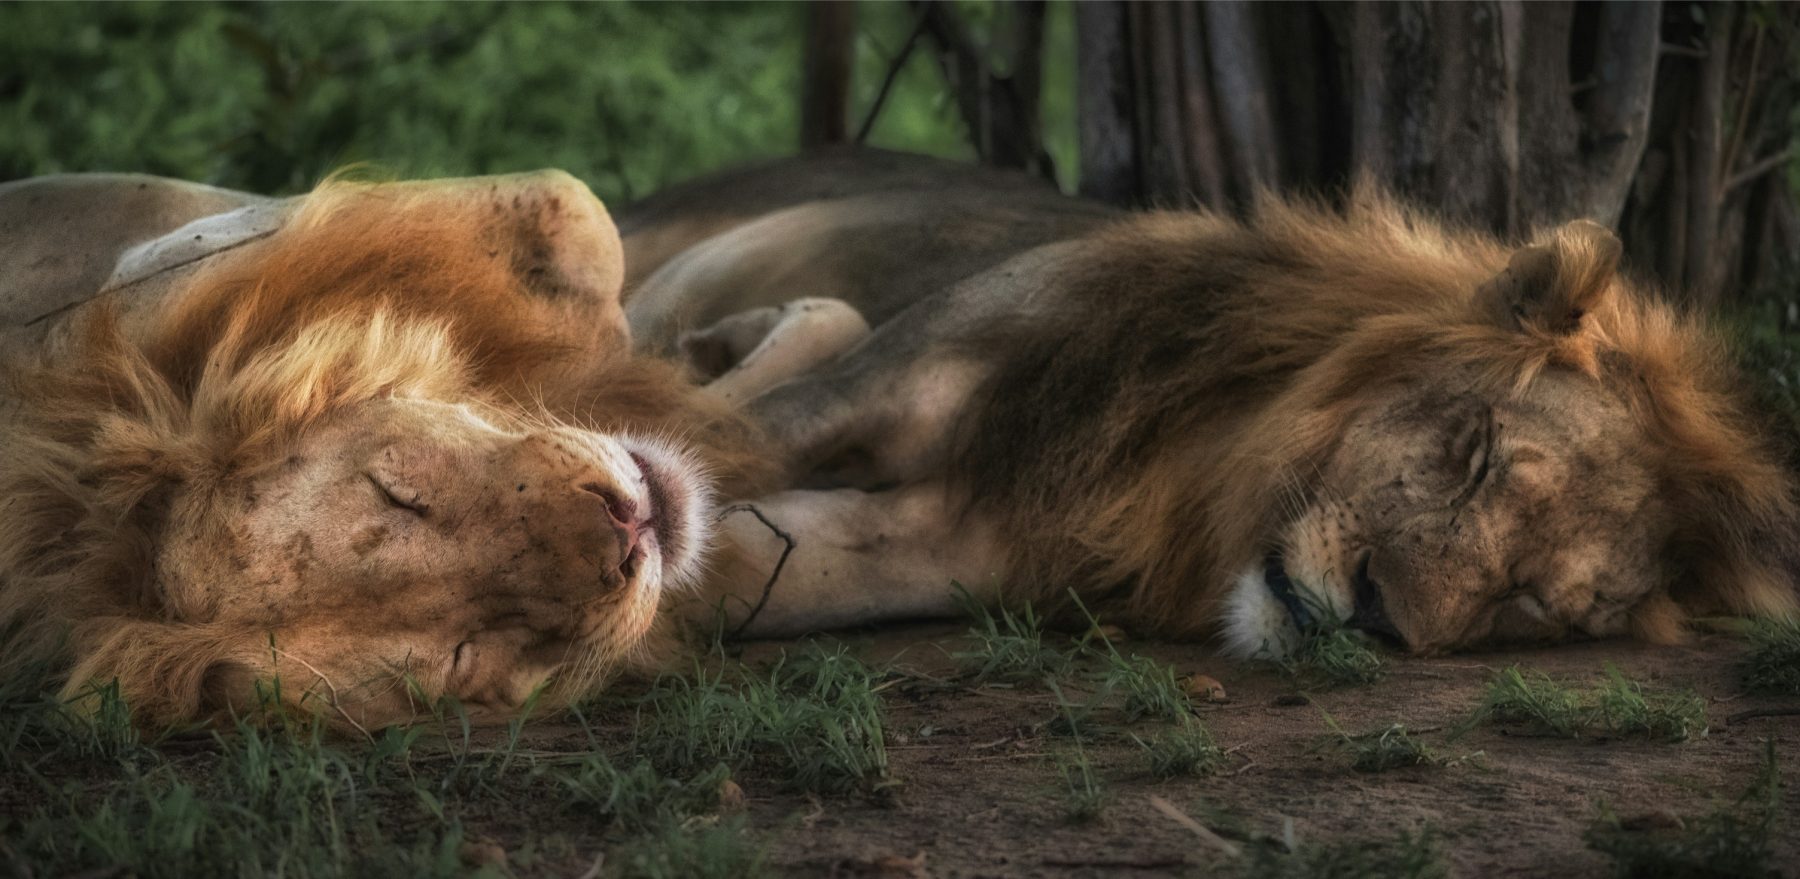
[0,181,767,725]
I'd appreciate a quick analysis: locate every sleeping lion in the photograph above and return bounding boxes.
[0,171,857,728]
[2,152,1794,730]
[626,151,1798,659]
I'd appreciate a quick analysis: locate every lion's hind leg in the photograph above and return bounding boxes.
[680,297,871,404]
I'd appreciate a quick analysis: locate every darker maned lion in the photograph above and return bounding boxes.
[629,150,1798,657]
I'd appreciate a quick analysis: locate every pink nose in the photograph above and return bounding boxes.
[581,482,640,568]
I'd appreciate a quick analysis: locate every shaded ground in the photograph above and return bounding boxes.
[491,625,1798,877]
[3,623,1797,878]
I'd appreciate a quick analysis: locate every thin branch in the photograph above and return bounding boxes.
[1725,148,1794,194]
[1660,42,1708,59]
[855,4,932,143]
[267,645,375,744]
[716,503,796,639]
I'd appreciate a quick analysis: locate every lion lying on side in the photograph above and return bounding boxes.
[0,172,868,730]
[628,152,1799,657]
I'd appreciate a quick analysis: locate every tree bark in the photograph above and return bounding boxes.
[1580,1,1664,225]
[1199,2,1280,196]
[1685,2,1733,305]
[1076,1,1136,204]
[918,0,1054,178]
[1066,0,1793,303]
[800,1,855,148]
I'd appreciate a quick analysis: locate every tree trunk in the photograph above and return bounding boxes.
[1068,0,1795,305]
[917,0,1055,179]
[800,1,855,148]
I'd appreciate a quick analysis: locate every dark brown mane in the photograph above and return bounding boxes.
[949,189,1796,638]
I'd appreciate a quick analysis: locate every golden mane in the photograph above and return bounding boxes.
[950,188,1796,640]
[0,180,764,723]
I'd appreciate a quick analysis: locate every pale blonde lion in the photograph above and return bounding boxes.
[0,172,773,728]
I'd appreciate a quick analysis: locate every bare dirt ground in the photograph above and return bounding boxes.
[4,623,1794,878]
[487,624,1800,878]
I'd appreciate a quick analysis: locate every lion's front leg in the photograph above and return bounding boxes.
[679,483,1007,637]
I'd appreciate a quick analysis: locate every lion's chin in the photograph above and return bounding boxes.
[1221,564,1305,659]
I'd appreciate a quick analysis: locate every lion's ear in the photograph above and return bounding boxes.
[1478,219,1622,336]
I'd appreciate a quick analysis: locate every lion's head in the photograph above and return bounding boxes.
[1210,212,1798,656]
[1,175,757,728]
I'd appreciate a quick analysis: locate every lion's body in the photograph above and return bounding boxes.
[626,153,1798,653]
[4,151,1795,729]
[0,172,772,727]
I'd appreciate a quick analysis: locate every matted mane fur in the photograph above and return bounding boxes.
[952,188,1797,640]
[0,181,763,722]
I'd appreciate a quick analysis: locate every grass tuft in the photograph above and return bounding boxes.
[952,583,1078,685]
[1322,714,1438,772]
[1098,650,1195,723]
[611,819,770,879]
[1280,626,1386,688]
[1739,616,1800,695]
[1074,593,1196,723]
[1055,747,1108,823]
[1252,583,1388,688]
[5,712,481,879]
[1131,716,1227,778]
[632,643,889,793]
[1585,740,1783,879]
[556,755,731,833]
[1240,827,1449,879]
[1469,665,1707,742]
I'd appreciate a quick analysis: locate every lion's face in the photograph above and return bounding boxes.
[159,396,712,721]
[1226,367,1678,656]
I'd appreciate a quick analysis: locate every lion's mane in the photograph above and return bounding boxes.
[0,181,763,722]
[951,189,1797,640]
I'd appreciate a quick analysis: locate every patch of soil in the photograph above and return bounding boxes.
[7,625,1796,878]
[580,625,1797,878]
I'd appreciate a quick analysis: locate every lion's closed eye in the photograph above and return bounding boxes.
[365,472,429,516]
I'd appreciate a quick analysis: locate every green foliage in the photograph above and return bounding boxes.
[952,582,1079,684]
[1131,716,1227,778]
[1468,665,1709,742]
[1585,741,1784,879]
[1067,591,1197,723]
[1240,828,1450,879]
[1316,712,1477,773]
[0,2,1078,199]
[632,643,889,793]
[5,712,481,879]
[0,655,754,878]
[611,818,770,879]
[1055,746,1107,823]
[1262,582,1387,688]
[1280,625,1387,688]
[0,2,810,199]
[1096,648,1196,723]
[555,755,730,833]
[1739,615,1800,695]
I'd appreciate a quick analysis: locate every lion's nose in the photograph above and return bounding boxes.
[580,481,640,572]
[1348,549,1404,647]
